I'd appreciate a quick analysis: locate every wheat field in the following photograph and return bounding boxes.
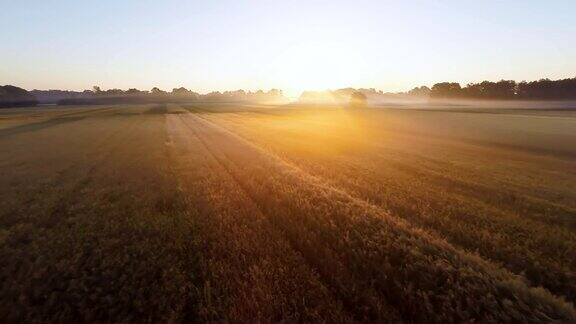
[1,103,575,322]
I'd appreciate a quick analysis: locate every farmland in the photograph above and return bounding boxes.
[1,103,576,322]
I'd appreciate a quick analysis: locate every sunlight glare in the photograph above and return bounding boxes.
[266,41,365,98]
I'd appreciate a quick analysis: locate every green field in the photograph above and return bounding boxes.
[1,104,576,322]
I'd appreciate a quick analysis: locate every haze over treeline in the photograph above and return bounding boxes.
[430,77,576,100]
[2,76,576,108]
[300,77,576,105]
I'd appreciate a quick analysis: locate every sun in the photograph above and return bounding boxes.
[265,41,365,98]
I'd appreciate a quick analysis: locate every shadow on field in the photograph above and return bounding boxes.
[145,105,167,115]
[0,116,85,139]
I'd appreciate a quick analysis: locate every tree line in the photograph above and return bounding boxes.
[429,77,576,100]
[4,77,576,108]
[0,85,38,107]
[31,86,286,105]
[89,86,285,102]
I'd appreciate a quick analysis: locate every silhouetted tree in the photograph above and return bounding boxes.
[0,85,38,107]
[517,78,576,99]
[408,86,431,97]
[460,80,516,99]
[30,89,94,104]
[349,91,368,108]
[104,88,125,96]
[150,87,167,95]
[429,77,576,100]
[125,88,146,95]
[267,89,283,97]
[430,82,462,98]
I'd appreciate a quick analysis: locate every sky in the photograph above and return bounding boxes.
[1,0,575,97]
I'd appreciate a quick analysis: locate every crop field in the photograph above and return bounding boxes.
[1,103,576,322]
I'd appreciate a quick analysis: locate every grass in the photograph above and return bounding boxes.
[1,103,575,322]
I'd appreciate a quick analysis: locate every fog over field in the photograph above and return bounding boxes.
[1,103,575,322]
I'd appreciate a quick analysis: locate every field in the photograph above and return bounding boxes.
[1,103,576,322]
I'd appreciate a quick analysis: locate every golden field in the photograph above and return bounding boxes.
[1,103,575,322]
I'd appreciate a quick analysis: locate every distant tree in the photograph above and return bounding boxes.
[172,87,189,95]
[104,88,125,96]
[471,80,516,99]
[408,86,431,97]
[126,88,144,95]
[349,91,368,108]
[204,91,223,101]
[493,80,516,99]
[516,77,576,99]
[30,89,94,104]
[93,86,102,94]
[0,85,38,107]
[429,77,576,100]
[267,89,282,96]
[430,82,462,98]
[461,83,482,98]
[150,87,167,95]
[171,87,199,100]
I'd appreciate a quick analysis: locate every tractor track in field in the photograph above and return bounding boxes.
[176,113,401,321]
[170,113,357,322]
[181,107,452,241]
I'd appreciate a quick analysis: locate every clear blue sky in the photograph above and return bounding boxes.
[1,0,575,96]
